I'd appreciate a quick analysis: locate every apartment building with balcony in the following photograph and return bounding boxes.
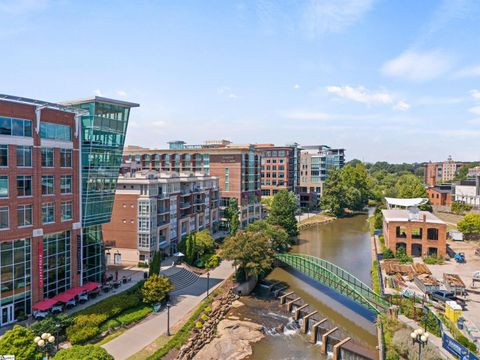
[382,209,447,258]
[123,140,262,228]
[0,94,137,327]
[256,144,300,197]
[299,145,345,208]
[424,156,462,186]
[102,170,220,265]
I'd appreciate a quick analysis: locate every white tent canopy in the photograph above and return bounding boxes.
[385,197,428,209]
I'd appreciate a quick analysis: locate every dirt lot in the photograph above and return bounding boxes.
[428,240,480,331]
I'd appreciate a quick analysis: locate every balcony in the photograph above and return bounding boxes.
[180,202,191,209]
[158,207,169,215]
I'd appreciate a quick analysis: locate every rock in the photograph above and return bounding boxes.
[229,316,240,320]
[231,300,244,308]
[275,324,284,333]
[193,319,265,360]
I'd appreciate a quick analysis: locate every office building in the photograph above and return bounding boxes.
[424,156,461,186]
[256,144,300,196]
[0,94,137,326]
[102,170,220,265]
[123,141,262,228]
[453,177,480,209]
[299,145,345,208]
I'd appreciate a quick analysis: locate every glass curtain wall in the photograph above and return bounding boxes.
[43,231,71,298]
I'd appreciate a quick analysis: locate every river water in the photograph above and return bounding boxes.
[240,214,378,359]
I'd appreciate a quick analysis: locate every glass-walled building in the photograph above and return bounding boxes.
[64,97,139,283]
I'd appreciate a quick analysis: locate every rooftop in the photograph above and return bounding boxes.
[381,209,446,225]
[61,96,139,108]
[384,197,429,208]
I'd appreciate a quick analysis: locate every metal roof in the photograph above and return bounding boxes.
[385,197,429,208]
[0,94,89,115]
[61,96,139,108]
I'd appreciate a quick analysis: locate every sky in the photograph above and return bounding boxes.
[1,0,480,163]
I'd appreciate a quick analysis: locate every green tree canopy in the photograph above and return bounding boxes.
[458,214,480,239]
[53,345,114,360]
[220,230,273,279]
[267,189,298,237]
[224,198,240,235]
[0,325,41,360]
[395,174,427,198]
[141,274,174,303]
[340,163,370,210]
[194,230,216,258]
[245,220,290,253]
[321,167,348,217]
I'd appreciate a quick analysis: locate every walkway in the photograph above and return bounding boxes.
[102,260,235,360]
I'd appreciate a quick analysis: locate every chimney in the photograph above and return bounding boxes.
[423,214,427,223]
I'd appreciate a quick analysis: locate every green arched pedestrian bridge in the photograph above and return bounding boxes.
[274,253,390,314]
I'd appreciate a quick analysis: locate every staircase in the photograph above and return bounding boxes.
[161,267,200,293]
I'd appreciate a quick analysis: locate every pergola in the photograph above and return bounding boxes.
[384,197,428,209]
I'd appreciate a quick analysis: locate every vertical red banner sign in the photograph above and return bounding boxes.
[38,241,43,288]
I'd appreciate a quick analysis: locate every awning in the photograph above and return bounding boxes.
[80,282,99,292]
[385,197,428,208]
[32,298,57,311]
[52,287,83,303]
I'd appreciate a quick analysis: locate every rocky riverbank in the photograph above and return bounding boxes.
[298,214,336,230]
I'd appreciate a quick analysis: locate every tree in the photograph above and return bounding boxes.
[451,201,472,215]
[224,198,240,235]
[395,174,427,198]
[0,325,41,360]
[373,207,383,230]
[149,251,161,276]
[185,234,196,264]
[340,163,370,211]
[458,213,480,240]
[245,220,290,253]
[53,345,113,360]
[321,167,349,217]
[220,230,273,280]
[261,196,274,213]
[141,274,174,303]
[194,230,215,258]
[268,189,298,237]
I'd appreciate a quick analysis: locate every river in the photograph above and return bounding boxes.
[240,213,379,359]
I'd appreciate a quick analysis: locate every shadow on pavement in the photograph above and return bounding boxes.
[171,277,223,297]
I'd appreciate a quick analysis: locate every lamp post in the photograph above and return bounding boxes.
[34,332,55,359]
[166,303,171,336]
[55,322,61,351]
[206,272,210,298]
[410,328,429,360]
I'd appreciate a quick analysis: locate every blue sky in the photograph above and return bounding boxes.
[1,0,480,162]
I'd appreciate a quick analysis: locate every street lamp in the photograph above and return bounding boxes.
[206,272,210,298]
[34,332,55,359]
[166,303,171,336]
[410,328,429,360]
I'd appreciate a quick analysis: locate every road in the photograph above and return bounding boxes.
[102,260,235,360]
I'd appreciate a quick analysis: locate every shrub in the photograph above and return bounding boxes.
[198,253,220,269]
[451,201,472,215]
[117,305,152,326]
[423,255,444,265]
[195,321,203,329]
[53,345,113,360]
[138,262,149,268]
[383,248,395,259]
[200,314,209,321]
[0,325,41,360]
[204,306,212,313]
[67,324,98,345]
[395,247,413,263]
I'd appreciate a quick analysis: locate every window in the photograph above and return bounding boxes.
[396,226,407,238]
[427,228,439,241]
[411,227,422,239]
[43,231,71,298]
[60,175,72,194]
[61,201,72,221]
[0,117,32,137]
[60,149,72,167]
[0,206,8,229]
[40,122,72,141]
[0,145,7,166]
[42,202,55,224]
[0,176,8,198]
[17,205,32,227]
[41,148,54,167]
[41,176,54,195]
[16,146,32,167]
[17,176,32,197]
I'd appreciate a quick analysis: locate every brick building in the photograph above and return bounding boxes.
[426,185,453,207]
[382,209,446,258]
[424,156,461,186]
[123,141,262,228]
[256,144,300,196]
[102,170,220,265]
[0,94,137,327]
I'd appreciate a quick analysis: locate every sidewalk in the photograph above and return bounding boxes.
[102,260,235,360]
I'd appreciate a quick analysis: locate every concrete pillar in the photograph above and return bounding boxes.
[301,311,318,333]
[286,297,301,312]
[294,304,309,320]
[279,291,294,305]
[310,318,328,343]
[332,337,351,360]
[321,327,338,354]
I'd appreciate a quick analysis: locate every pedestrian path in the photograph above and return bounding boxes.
[102,260,234,360]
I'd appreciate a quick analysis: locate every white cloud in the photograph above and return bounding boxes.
[454,65,480,78]
[294,84,301,90]
[325,85,410,111]
[469,106,480,115]
[116,90,127,97]
[470,89,480,100]
[217,86,239,100]
[93,89,103,96]
[381,49,453,82]
[303,0,374,35]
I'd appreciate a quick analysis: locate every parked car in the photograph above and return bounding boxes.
[51,304,63,314]
[78,293,88,303]
[429,290,466,307]
[65,299,76,308]
[33,310,49,320]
